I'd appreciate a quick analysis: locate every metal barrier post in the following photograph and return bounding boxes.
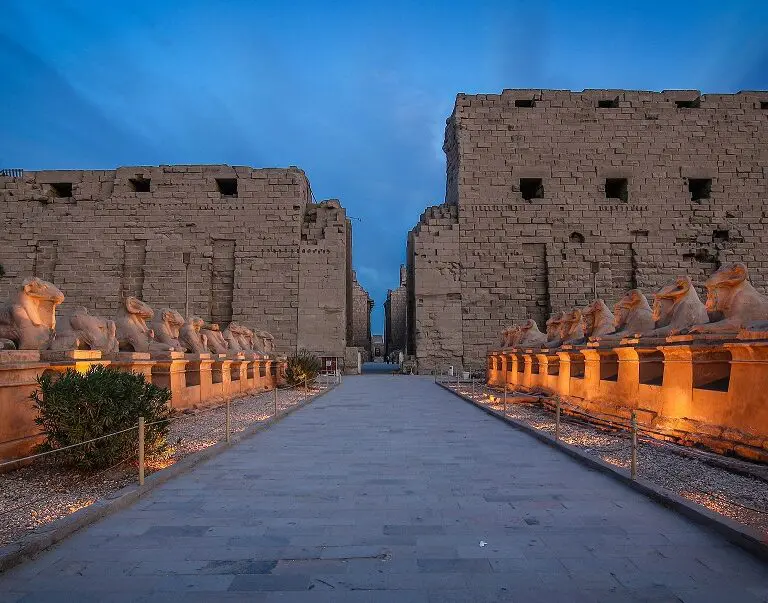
[503,383,508,415]
[555,398,561,441]
[631,411,638,480]
[273,386,278,416]
[138,417,145,486]
[471,376,475,395]
[305,378,308,394]
[226,400,231,443]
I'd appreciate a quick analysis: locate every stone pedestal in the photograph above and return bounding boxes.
[150,351,188,409]
[212,356,233,400]
[105,352,153,380]
[0,351,46,463]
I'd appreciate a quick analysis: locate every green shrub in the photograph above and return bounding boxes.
[32,365,172,470]
[285,349,322,386]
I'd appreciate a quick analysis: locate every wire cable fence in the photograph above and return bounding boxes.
[0,373,336,547]
[435,370,768,532]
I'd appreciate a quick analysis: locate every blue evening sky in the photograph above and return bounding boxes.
[2,1,767,332]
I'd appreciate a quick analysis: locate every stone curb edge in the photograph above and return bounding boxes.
[0,383,338,574]
[437,381,768,561]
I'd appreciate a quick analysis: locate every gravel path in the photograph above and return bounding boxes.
[0,382,330,548]
[444,381,768,534]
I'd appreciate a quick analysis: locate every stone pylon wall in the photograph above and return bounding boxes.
[410,89,768,372]
[350,273,373,352]
[0,165,352,358]
[384,265,408,358]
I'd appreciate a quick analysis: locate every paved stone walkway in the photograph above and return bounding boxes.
[2,376,768,602]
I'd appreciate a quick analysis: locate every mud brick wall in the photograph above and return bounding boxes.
[0,165,352,358]
[410,89,768,371]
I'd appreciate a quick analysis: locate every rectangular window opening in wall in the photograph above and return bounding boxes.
[713,229,729,243]
[547,357,559,376]
[605,178,628,202]
[50,182,72,198]
[246,363,254,379]
[514,99,535,108]
[688,178,712,202]
[693,351,731,392]
[129,177,151,192]
[517,355,524,373]
[639,351,664,386]
[599,352,619,382]
[259,364,267,378]
[185,364,201,387]
[531,357,540,375]
[675,98,701,109]
[598,98,619,108]
[570,355,585,379]
[216,178,238,197]
[230,365,240,382]
[761,101,768,110]
[520,178,544,201]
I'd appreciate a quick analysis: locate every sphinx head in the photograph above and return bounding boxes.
[545,312,565,339]
[123,296,154,321]
[652,277,692,322]
[22,277,64,305]
[703,262,748,313]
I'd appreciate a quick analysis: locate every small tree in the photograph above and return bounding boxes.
[32,365,171,470]
[285,349,322,386]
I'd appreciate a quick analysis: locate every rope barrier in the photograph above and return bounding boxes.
[0,425,140,470]
[448,381,768,517]
[1,375,327,469]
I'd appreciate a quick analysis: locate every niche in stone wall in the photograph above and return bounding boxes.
[210,239,235,325]
[606,243,637,301]
[520,243,550,327]
[34,240,58,282]
[122,240,147,299]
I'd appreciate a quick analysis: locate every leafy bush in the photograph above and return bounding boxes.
[32,365,172,470]
[285,349,322,386]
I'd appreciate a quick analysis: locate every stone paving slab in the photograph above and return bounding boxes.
[1,375,767,602]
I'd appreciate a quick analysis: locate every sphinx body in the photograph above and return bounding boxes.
[689,263,768,334]
[582,299,615,340]
[222,324,243,353]
[150,308,186,352]
[227,322,255,353]
[114,297,173,353]
[253,330,275,354]
[516,318,547,347]
[500,325,519,348]
[543,312,566,348]
[643,276,709,337]
[592,290,654,341]
[0,277,64,350]
[179,316,209,354]
[559,309,585,344]
[50,306,119,353]
[201,323,229,354]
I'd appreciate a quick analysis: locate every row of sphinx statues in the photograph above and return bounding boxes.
[0,277,276,355]
[500,262,768,349]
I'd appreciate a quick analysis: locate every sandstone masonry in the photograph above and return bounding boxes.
[351,271,373,358]
[408,89,768,372]
[384,265,407,359]
[0,165,364,362]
